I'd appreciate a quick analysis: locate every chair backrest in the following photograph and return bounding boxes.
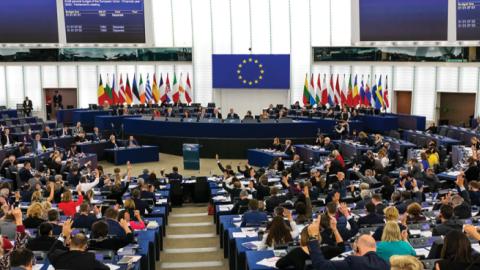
[193,177,210,203]
[260,119,276,123]
[167,117,182,122]
[242,118,258,124]
[277,118,293,123]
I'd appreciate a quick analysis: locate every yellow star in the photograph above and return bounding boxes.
[254,80,258,84]
[238,64,242,68]
[237,70,241,74]
[249,81,253,85]
[243,80,247,84]
[259,76,263,80]
[243,59,247,64]
[259,64,263,68]
[248,58,252,62]
[260,70,264,74]
[238,75,242,79]
[254,60,258,63]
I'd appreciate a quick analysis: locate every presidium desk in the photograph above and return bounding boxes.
[123,118,320,158]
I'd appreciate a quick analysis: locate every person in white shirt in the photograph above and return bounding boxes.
[33,133,44,153]
[77,169,100,193]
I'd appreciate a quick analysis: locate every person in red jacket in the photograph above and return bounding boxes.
[58,186,83,217]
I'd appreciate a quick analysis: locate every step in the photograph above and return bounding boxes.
[169,215,212,224]
[160,261,224,269]
[170,213,208,218]
[163,247,219,254]
[160,251,222,262]
[164,237,219,248]
[166,233,217,239]
[167,225,216,235]
[169,222,213,227]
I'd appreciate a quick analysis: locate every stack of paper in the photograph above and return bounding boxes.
[256,257,280,268]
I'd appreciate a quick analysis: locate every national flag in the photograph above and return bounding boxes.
[383,75,390,109]
[132,74,140,104]
[347,74,353,107]
[375,75,384,110]
[152,73,160,103]
[172,73,180,104]
[309,74,316,105]
[125,74,133,105]
[341,74,347,106]
[315,74,321,105]
[302,74,309,105]
[139,74,146,104]
[371,75,378,109]
[97,75,108,105]
[353,75,359,107]
[185,73,193,104]
[162,73,172,103]
[118,74,126,104]
[321,74,328,105]
[334,74,341,107]
[145,74,153,103]
[111,74,118,104]
[159,74,169,103]
[359,75,365,106]
[328,74,335,106]
[105,74,113,104]
[365,75,372,106]
[173,73,188,104]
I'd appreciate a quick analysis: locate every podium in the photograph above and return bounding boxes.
[183,144,200,170]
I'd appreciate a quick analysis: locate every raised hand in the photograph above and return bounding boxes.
[62,219,73,237]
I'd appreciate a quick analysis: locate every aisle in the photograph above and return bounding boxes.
[158,204,227,270]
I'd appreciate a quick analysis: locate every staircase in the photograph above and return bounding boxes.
[158,205,227,270]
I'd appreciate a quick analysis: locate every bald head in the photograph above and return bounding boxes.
[355,234,376,256]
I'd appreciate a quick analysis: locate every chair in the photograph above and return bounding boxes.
[87,249,116,260]
[242,118,258,124]
[389,130,400,139]
[193,177,210,203]
[207,103,216,108]
[260,119,276,123]
[170,180,183,206]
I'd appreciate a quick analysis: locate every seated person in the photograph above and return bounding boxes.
[107,134,119,149]
[376,221,416,262]
[41,126,52,139]
[230,190,250,214]
[89,220,134,250]
[48,223,109,270]
[67,144,80,158]
[1,128,14,146]
[241,199,268,227]
[243,110,254,120]
[59,126,72,137]
[432,204,462,236]
[405,202,427,223]
[32,133,45,153]
[72,203,100,230]
[91,127,103,141]
[10,248,35,270]
[358,202,384,227]
[74,131,88,143]
[26,222,66,251]
[127,135,139,147]
[258,212,298,250]
[226,108,239,119]
[47,209,63,235]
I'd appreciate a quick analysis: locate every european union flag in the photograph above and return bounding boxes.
[212,54,290,89]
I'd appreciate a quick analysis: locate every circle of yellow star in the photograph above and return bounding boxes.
[243,59,247,64]
[254,60,258,63]
[243,80,247,84]
[248,58,252,62]
[254,80,258,84]
[249,81,253,85]
[238,64,242,68]
[238,75,242,79]
[260,70,264,74]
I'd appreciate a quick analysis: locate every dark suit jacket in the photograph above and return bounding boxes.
[226,113,239,119]
[1,134,13,146]
[72,213,98,230]
[41,131,51,139]
[53,94,63,107]
[166,172,183,181]
[357,213,384,227]
[48,249,109,270]
[27,236,66,251]
[265,195,287,212]
[133,198,153,215]
[432,219,463,236]
[308,241,389,270]
[18,168,33,184]
[32,140,44,153]
[89,232,134,251]
[91,132,102,141]
[231,198,250,214]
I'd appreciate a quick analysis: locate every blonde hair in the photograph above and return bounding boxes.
[381,221,402,242]
[31,190,43,202]
[384,206,399,221]
[390,255,424,270]
[27,202,43,218]
[124,198,136,210]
